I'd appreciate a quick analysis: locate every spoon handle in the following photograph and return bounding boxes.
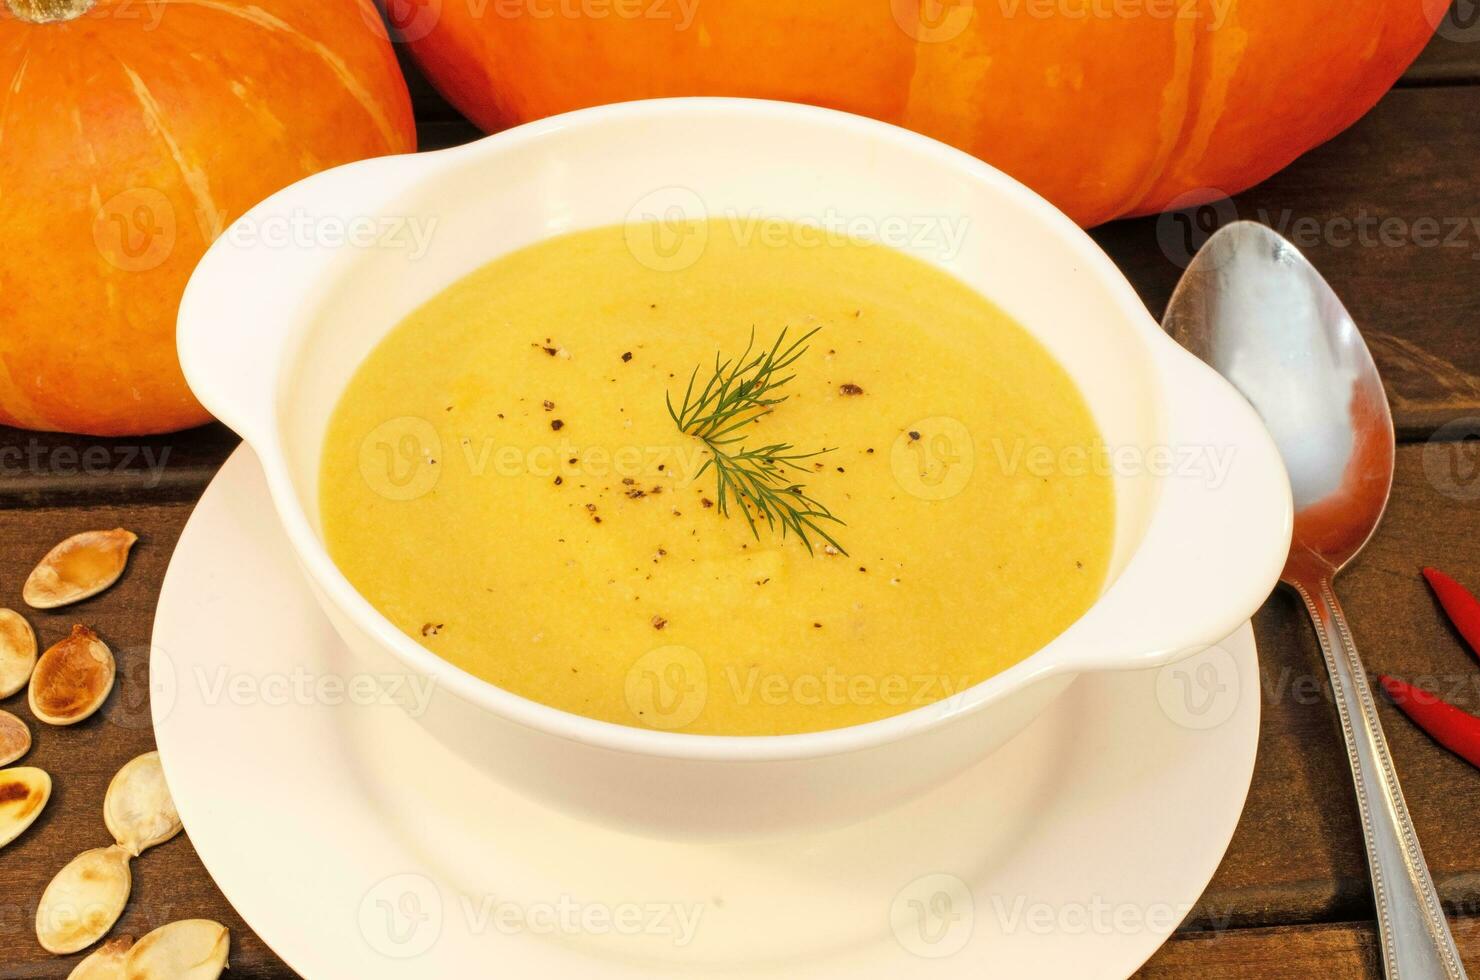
[1294,576,1468,980]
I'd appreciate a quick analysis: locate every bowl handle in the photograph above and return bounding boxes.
[1060,341,1293,672]
[176,153,431,447]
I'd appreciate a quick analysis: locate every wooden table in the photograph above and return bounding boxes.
[4,19,1480,979]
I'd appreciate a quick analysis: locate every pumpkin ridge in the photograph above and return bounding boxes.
[69,102,102,172]
[1131,1,1251,215]
[0,0,414,435]
[164,0,406,151]
[897,5,924,120]
[1116,8,1201,219]
[0,44,55,432]
[0,44,30,146]
[115,59,225,243]
[188,55,296,151]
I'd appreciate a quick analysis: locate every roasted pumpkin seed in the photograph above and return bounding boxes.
[24,529,138,609]
[124,919,229,979]
[105,751,181,857]
[36,843,133,954]
[29,625,116,726]
[0,710,31,766]
[0,765,50,849]
[67,935,133,979]
[0,608,37,697]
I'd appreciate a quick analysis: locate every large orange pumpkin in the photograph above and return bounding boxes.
[0,0,416,436]
[401,0,1438,227]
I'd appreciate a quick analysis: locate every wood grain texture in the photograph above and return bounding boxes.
[1136,919,1480,979]
[0,423,238,509]
[0,503,287,978]
[1,445,1478,976]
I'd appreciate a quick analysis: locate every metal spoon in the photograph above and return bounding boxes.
[1163,221,1466,980]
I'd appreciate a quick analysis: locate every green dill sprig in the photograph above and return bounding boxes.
[667,327,848,555]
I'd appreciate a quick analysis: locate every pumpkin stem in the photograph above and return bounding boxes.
[6,0,97,22]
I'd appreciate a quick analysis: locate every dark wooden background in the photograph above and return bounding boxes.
[3,9,1480,978]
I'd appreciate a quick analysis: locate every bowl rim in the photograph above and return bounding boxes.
[196,96,1256,763]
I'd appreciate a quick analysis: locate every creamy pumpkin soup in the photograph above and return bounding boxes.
[320,220,1113,736]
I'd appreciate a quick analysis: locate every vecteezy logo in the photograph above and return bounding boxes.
[93,187,177,273]
[1423,418,1480,501]
[358,873,443,959]
[1154,188,1238,270]
[1427,0,1480,43]
[102,644,178,731]
[1156,644,1240,730]
[891,417,975,500]
[363,0,443,42]
[625,645,708,731]
[890,0,975,43]
[624,186,709,272]
[891,873,974,958]
[358,416,443,501]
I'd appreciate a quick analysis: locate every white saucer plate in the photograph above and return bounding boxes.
[153,448,1259,979]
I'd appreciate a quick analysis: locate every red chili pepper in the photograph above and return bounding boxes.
[1378,675,1480,771]
[1424,566,1480,661]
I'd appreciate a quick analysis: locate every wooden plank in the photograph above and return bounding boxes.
[1093,84,1480,440]
[1137,919,1480,979]
[0,502,291,979]
[0,424,237,509]
[1,443,1478,974]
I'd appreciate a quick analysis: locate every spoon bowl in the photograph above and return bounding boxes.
[1164,221,1395,581]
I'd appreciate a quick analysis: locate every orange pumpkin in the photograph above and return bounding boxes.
[0,0,416,436]
[402,0,1437,227]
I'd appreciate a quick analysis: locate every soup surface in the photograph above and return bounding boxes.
[320,220,1113,735]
